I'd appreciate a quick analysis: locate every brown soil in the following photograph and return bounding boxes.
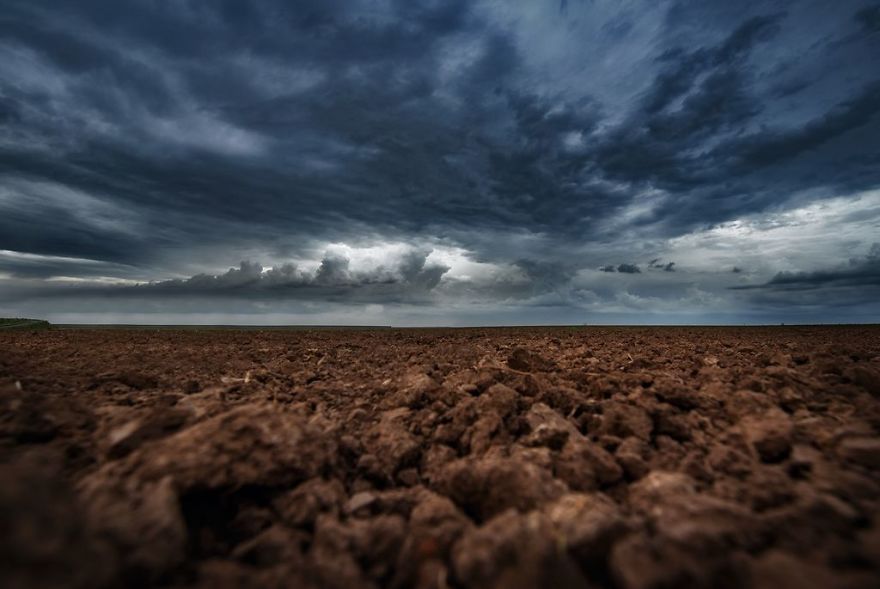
[1,326,879,589]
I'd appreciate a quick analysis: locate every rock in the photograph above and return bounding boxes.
[436,455,567,521]
[836,437,880,469]
[507,348,555,372]
[741,409,793,463]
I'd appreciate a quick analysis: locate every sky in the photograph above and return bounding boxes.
[1,0,879,326]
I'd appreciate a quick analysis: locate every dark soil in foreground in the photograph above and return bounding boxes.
[1,327,879,589]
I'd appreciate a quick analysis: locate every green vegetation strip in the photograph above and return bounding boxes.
[0,318,51,330]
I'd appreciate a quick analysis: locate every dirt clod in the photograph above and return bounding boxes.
[0,326,878,588]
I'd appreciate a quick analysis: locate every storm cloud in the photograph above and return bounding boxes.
[724,243,880,316]
[1,1,879,324]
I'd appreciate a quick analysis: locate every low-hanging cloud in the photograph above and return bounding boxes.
[733,244,880,292]
[125,251,451,301]
[616,264,641,274]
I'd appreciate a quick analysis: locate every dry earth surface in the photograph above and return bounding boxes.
[1,326,879,589]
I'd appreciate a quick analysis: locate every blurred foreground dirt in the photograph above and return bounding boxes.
[1,326,879,588]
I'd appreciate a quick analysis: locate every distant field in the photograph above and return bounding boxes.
[52,324,393,331]
[0,318,50,330]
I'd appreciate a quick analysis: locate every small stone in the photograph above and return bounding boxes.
[346,491,378,516]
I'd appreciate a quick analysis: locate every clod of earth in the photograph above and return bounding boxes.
[0,326,878,588]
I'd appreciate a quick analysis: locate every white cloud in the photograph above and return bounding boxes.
[665,188,880,279]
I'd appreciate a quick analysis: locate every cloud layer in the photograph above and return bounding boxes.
[1,0,879,323]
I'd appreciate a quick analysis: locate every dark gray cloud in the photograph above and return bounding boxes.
[734,243,880,292]
[95,252,449,302]
[648,259,675,272]
[616,264,641,274]
[855,4,880,33]
[729,243,880,314]
[1,0,879,323]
